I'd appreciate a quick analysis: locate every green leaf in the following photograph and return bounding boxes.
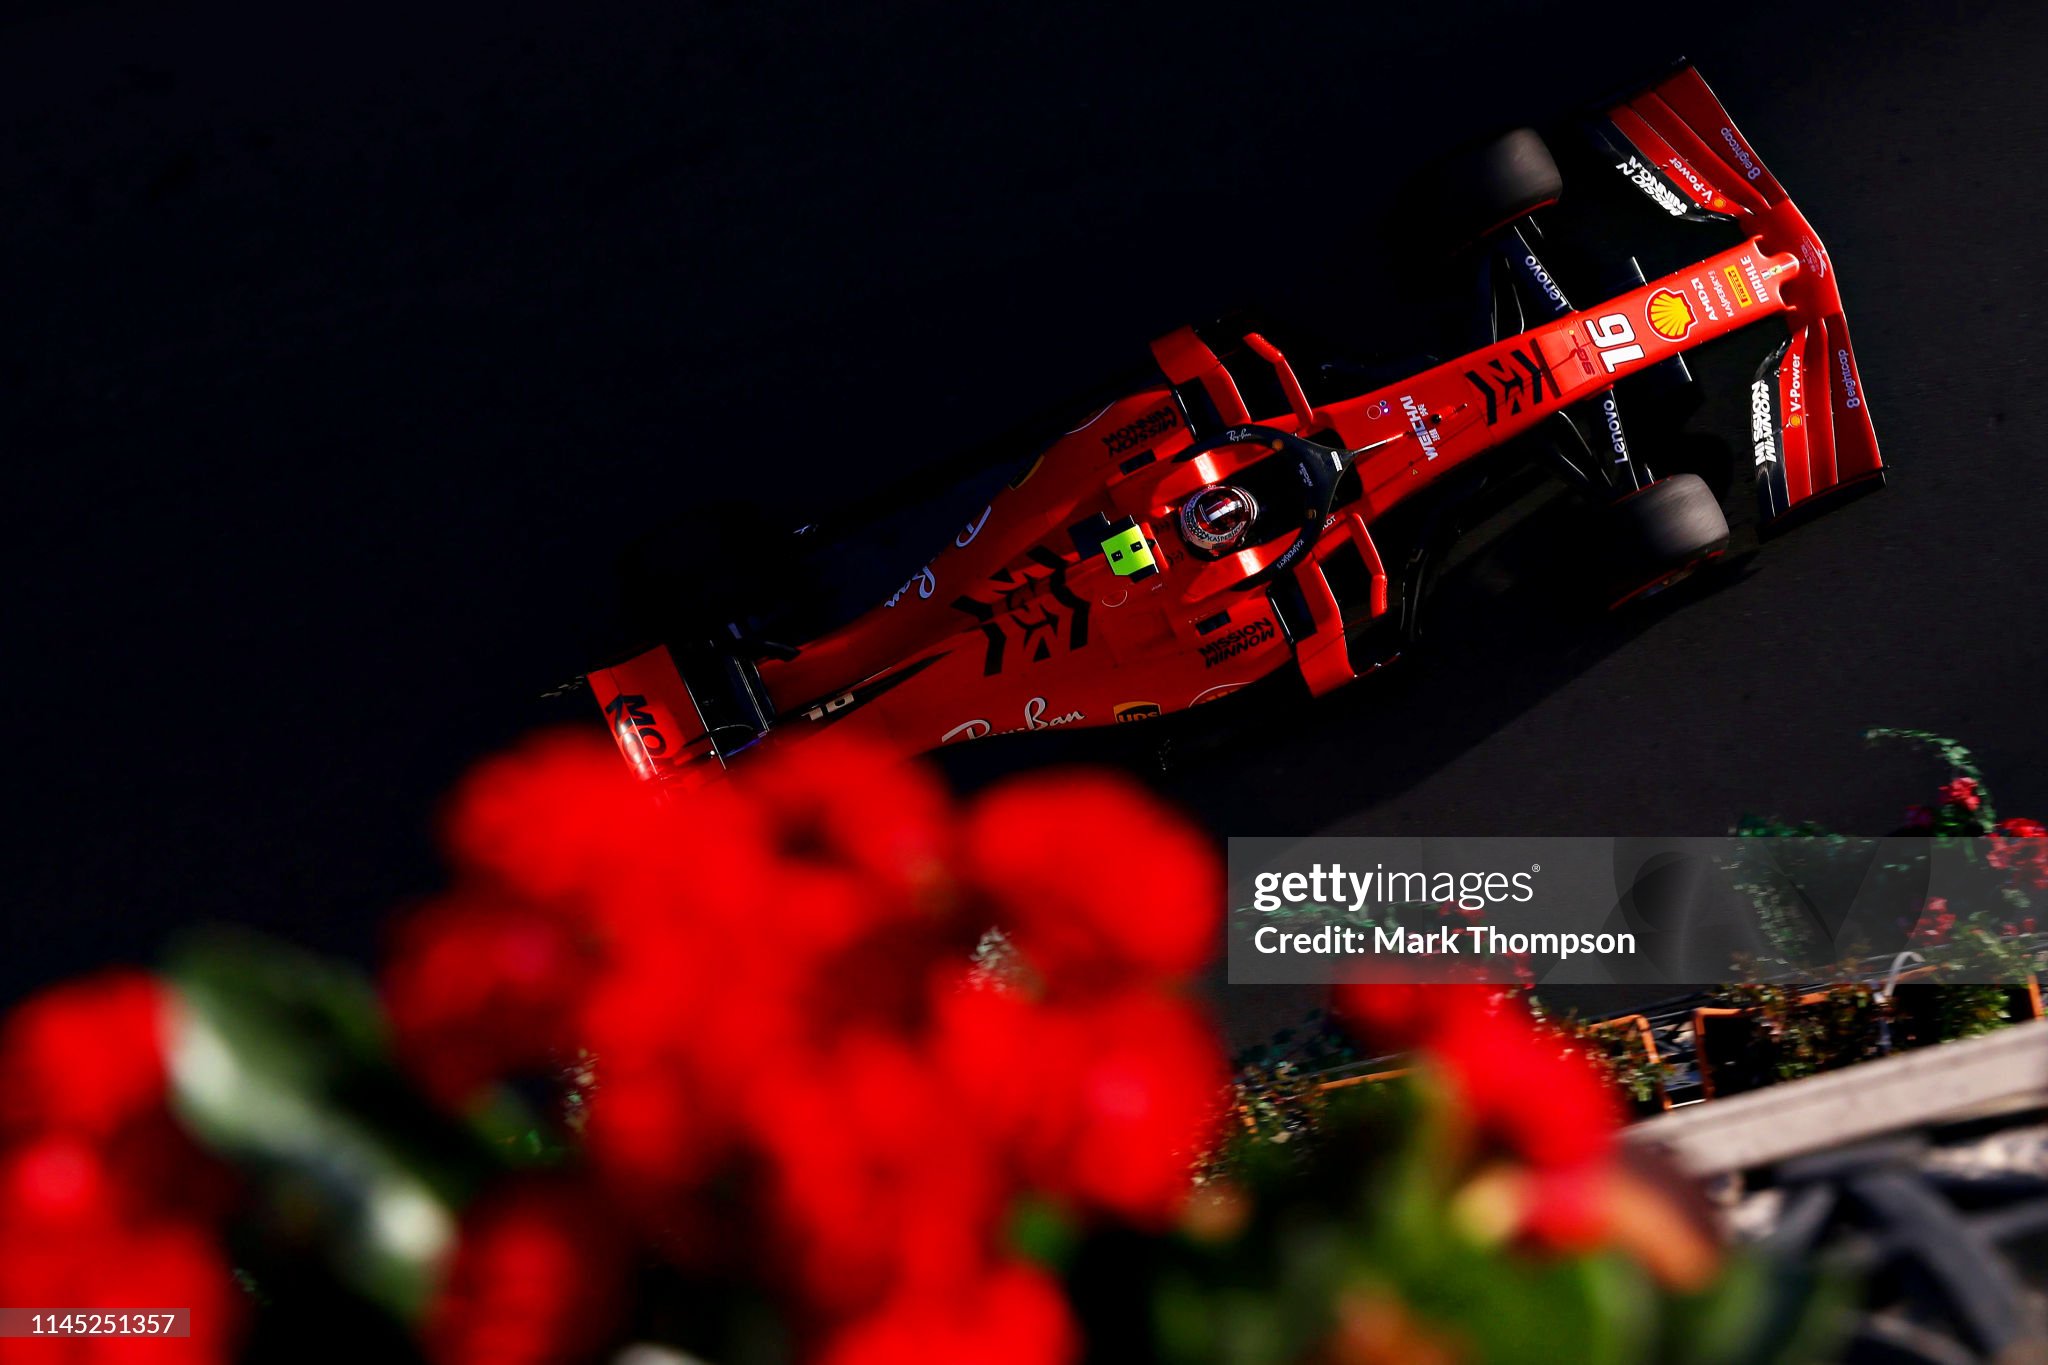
[1007,1194,1079,1269]
[164,927,492,1321]
[1657,1249,1854,1365]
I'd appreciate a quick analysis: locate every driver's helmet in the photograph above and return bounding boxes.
[1179,483,1259,555]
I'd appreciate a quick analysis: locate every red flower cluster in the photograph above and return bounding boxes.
[1904,776,2001,835]
[1911,896,1957,946]
[0,972,242,1360]
[388,733,1227,1364]
[421,1180,626,1365]
[1940,776,1984,814]
[1334,983,1620,1251]
[818,1259,1075,1365]
[1990,816,2048,892]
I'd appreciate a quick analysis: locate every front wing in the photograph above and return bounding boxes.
[1598,64,1886,527]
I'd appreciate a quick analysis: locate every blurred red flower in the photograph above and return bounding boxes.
[1029,993,1226,1226]
[444,732,774,943]
[1514,1161,1614,1253]
[745,733,957,900]
[0,1135,119,1228]
[422,1179,626,1365]
[1912,896,1958,945]
[1333,983,1503,1053]
[818,1260,1077,1365]
[384,896,597,1109]
[1335,982,1620,1235]
[1989,816,2048,892]
[961,770,1219,992]
[0,970,247,1361]
[0,1137,243,1363]
[1431,1006,1618,1172]
[748,1031,1007,1314]
[929,982,1225,1227]
[382,729,1231,1355]
[0,971,168,1141]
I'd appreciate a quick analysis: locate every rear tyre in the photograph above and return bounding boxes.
[1604,473,1730,602]
[1405,128,1563,252]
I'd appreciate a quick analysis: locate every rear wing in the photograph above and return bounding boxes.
[1600,64,1885,530]
[588,640,773,789]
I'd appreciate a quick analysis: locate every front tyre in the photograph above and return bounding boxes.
[1405,128,1563,253]
[1604,473,1730,604]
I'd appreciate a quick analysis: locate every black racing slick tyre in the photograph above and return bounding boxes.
[1406,128,1563,252]
[1604,473,1730,601]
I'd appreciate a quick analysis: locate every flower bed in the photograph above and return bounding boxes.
[0,733,1858,1364]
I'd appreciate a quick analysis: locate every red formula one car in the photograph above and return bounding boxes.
[588,64,1883,788]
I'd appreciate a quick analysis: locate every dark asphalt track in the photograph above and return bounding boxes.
[7,0,2047,1025]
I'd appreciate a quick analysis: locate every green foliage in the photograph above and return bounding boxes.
[1716,983,1884,1083]
[1863,727,1991,782]
[163,928,532,1325]
[1543,1013,1677,1110]
[1864,727,1999,827]
[1935,983,2011,1040]
[1128,1080,1844,1365]
[1723,827,1849,966]
[1926,917,2042,982]
[1007,1194,1080,1270]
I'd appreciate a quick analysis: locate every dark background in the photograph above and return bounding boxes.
[7,0,2046,1010]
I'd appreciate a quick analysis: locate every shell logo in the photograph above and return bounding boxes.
[1646,288,1697,341]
